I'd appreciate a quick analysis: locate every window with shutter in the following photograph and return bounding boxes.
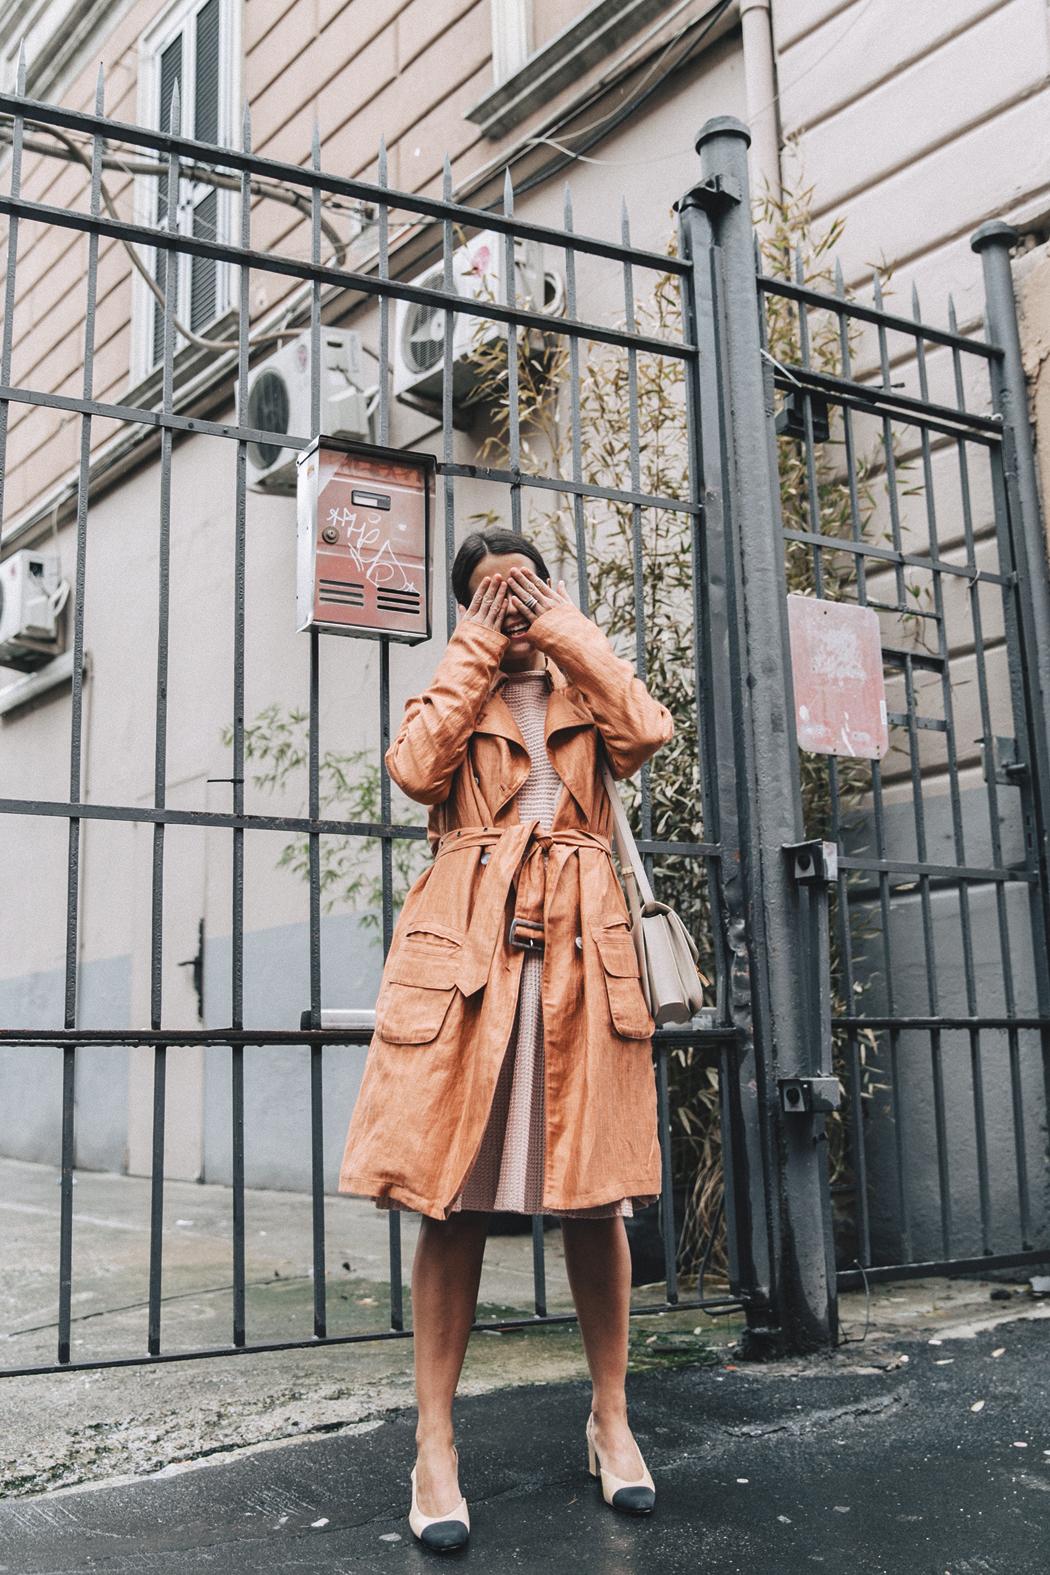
[141,0,234,375]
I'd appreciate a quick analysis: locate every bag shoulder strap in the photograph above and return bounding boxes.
[598,752,657,910]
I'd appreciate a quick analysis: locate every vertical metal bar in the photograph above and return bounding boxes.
[442,155,456,640]
[147,1045,167,1356]
[621,203,652,849]
[147,81,182,1359]
[0,41,25,535]
[231,99,251,1349]
[531,1216,547,1318]
[504,170,522,537]
[794,245,824,596]
[57,1046,75,1364]
[948,299,994,1251]
[308,121,326,1341]
[377,139,390,451]
[1008,1024,1032,1244]
[57,63,104,1366]
[562,185,588,616]
[375,139,403,1332]
[846,1030,871,1264]
[656,1044,679,1303]
[375,139,402,1332]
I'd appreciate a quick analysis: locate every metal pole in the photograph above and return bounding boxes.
[678,116,837,1352]
[971,219,1050,1197]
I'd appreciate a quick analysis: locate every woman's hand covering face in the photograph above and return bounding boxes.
[506,567,574,629]
[458,574,509,631]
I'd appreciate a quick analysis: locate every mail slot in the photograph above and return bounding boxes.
[296,437,436,645]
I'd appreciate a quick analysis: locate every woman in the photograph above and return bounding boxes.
[340,527,673,1550]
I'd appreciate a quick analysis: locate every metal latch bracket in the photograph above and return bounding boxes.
[778,1076,842,1114]
[783,839,838,884]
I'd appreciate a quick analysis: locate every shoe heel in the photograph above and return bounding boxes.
[586,1414,597,1477]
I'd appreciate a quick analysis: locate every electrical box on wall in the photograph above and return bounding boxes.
[238,329,372,494]
[0,550,70,670]
[296,438,435,646]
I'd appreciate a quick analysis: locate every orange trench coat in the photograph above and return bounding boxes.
[338,600,673,1219]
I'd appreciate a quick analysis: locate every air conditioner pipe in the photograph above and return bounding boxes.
[739,0,781,212]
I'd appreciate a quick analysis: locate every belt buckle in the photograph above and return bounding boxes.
[509,917,545,952]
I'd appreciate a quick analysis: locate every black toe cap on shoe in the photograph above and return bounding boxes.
[611,1485,656,1515]
[419,1520,470,1551]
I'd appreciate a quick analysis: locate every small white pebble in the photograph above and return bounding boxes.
[834,1506,850,1513]
[928,1338,942,1346]
[971,1401,985,1412]
[991,1347,1005,1358]
[1013,1442,1028,1448]
[311,1519,328,1528]
[380,1532,402,1541]
[934,1359,954,1366]
[736,1478,748,1484]
[778,1514,792,1523]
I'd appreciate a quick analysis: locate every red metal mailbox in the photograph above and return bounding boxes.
[296,437,436,645]
[787,594,888,760]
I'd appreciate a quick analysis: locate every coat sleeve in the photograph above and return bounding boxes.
[386,620,508,804]
[529,601,673,778]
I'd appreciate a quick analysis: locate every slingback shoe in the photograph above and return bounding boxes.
[586,1412,656,1516]
[409,1457,470,1552]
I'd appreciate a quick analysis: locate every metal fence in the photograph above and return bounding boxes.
[4,87,1049,1377]
[680,119,1050,1348]
[0,69,741,1379]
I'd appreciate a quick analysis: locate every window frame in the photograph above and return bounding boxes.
[133,0,240,384]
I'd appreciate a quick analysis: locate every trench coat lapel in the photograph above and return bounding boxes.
[544,677,596,816]
[473,690,527,750]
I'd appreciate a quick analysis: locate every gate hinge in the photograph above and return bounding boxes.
[675,173,742,216]
[783,839,837,883]
[778,1075,842,1114]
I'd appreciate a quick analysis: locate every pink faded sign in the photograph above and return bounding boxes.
[787,595,888,760]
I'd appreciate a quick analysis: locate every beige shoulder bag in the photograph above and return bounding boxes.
[599,757,706,1028]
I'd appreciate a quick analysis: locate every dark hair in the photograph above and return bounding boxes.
[451,528,551,610]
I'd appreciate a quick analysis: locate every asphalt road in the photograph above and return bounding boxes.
[2,1315,1047,1574]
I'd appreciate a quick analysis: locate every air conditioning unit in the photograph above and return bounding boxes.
[240,329,372,494]
[394,230,563,410]
[0,550,69,671]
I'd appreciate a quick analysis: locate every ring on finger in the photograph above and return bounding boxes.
[522,593,537,611]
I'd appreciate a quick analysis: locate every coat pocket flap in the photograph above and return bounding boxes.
[385,950,459,990]
[594,929,641,979]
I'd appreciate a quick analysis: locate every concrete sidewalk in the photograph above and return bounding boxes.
[2,1313,1049,1572]
[4,1154,1050,1571]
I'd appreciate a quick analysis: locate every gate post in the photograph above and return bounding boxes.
[972,224,1050,781]
[678,116,837,1353]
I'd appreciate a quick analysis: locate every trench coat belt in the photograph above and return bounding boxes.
[434,823,614,999]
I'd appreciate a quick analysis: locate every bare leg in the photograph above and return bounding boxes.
[411,1210,489,1516]
[561,1216,645,1482]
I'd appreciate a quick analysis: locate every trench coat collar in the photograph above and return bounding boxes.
[472,660,594,757]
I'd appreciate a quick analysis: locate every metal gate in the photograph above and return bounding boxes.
[0,66,739,1380]
[680,118,1050,1352]
[3,77,1049,1378]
